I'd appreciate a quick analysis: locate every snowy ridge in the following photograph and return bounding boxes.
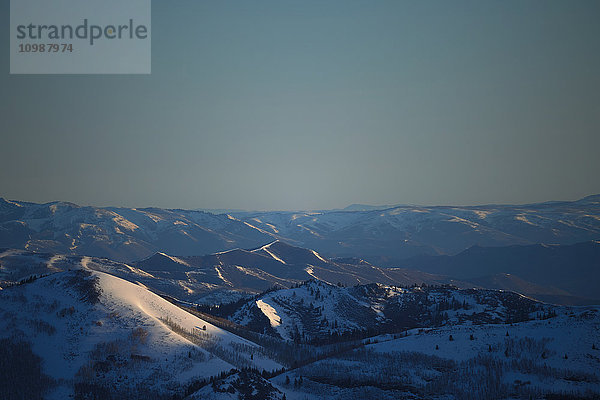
[0,268,281,399]
[255,242,288,264]
[228,280,560,343]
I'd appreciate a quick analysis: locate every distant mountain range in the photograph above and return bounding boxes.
[0,198,272,262]
[232,194,600,262]
[1,195,598,264]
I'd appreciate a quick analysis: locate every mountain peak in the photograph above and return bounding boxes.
[138,251,191,269]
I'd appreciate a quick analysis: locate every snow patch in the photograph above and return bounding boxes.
[310,249,328,263]
[256,299,282,328]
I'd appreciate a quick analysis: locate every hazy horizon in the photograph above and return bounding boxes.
[1,192,598,212]
[2,0,599,210]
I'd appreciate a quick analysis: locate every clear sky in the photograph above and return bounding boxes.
[1,0,599,210]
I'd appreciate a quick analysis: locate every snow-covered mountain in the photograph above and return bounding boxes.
[1,195,599,264]
[211,280,555,343]
[0,268,281,399]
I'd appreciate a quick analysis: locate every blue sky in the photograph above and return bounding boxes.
[1,0,599,210]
